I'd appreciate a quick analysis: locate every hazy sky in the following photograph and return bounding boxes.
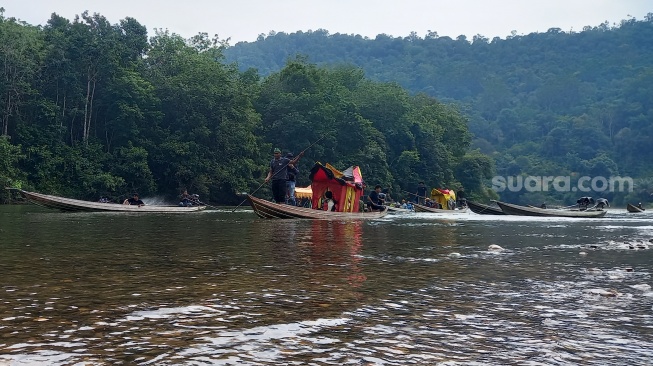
[2,0,651,44]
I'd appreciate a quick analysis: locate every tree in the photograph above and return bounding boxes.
[0,12,44,137]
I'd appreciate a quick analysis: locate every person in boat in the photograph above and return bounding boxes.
[637,202,643,209]
[425,198,435,208]
[540,203,547,209]
[179,190,202,207]
[576,196,594,209]
[415,182,427,205]
[123,193,145,207]
[323,190,338,212]
[382,189,393,204]
[98,197,110,203]
[179,190,193,207]
[595,198,610,209]
[285,152,299,206]
[367,185,386,211]
[265,148,303,204]
[456,187,467,208]
[447,197,456,210]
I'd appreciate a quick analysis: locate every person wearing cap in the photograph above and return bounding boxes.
[265,148,303,204]
[285,152,299,206]
[123,193,145,207]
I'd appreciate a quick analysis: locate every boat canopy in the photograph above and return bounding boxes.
[308,162,364,212]
[430,188,457,210]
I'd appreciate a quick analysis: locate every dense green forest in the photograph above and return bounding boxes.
[223,15,653,206]
[0,9,492,205]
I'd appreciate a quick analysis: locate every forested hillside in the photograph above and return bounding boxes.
[224,15,653,205]
[0,9,492,204]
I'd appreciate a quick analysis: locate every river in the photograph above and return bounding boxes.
[1,205,652,365]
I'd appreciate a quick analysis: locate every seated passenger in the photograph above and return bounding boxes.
[323,191,338,212]
[367,185,385,211]
[179,190,193,207]
[596,198,609,209]
[123,193,145,207]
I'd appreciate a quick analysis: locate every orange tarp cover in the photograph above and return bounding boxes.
[294,186,313,199]
[430,188,457,210]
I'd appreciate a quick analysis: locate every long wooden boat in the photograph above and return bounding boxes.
[8,189,206,213]
[626,203,645,213]
[413,203,468,214]
[247,194,388,219]
[495,201,607,218]
[467,201,505,215]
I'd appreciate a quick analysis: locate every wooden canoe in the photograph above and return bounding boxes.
[8,189,206,213]
[247,194,389,219]
[626,203,645,213]
[467,201,505,215]
[495,201,607,218]
[413,203,468,214]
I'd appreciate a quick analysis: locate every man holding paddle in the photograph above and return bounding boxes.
[265,148,304,204]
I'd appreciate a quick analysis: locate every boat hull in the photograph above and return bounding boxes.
[386,206,412,213]
[495,201,607,218]
[413,204,468,214]
[626,203,645,213]
[11,189,206,213]
[467,201,505,215]
[247,195,388,219]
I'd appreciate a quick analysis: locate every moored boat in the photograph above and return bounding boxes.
[7,189,206,213]
[247,194,388,219]
[467,201,505,215]
[414,203,468,214]
[626,203,645,213]
[495,201,607,218]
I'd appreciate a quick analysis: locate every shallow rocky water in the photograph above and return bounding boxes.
[1,206,652,365]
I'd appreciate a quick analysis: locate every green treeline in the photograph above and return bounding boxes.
[0,10,491,204]
[224,15,653,205]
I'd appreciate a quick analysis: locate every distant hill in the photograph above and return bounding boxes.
[224,16,653,205]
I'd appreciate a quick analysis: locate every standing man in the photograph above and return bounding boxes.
[265,148,303,204]
[456,187,467,208]
[416,182,427,205]
[285,152,299,206]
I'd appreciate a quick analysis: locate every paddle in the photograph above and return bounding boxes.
[402,190,429,202]
[231,135,327,212]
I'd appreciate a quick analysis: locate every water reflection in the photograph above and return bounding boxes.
[0,206,652,365]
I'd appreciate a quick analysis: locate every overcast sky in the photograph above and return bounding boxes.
[2,0,651,44]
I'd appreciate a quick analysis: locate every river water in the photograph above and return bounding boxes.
[0,205,652,365]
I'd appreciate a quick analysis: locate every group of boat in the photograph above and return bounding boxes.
[6,159,648,220]
[467,200,648,218]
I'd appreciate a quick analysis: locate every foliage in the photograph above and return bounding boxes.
[225,15,653,204]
